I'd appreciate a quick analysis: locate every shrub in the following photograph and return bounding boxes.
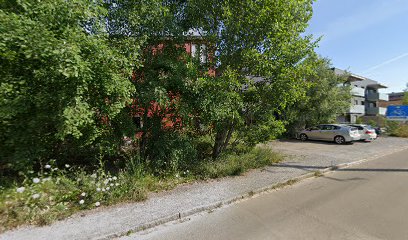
[392,124,408,138]
[197,147,283,179]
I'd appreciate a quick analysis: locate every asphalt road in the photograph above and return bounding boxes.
[130,148,408,240]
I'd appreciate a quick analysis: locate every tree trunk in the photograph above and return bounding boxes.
[212,127,228,159]
[221,124,234,152]
[212,122,235,159]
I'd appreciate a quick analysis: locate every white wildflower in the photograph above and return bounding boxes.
[81,192,86,197]
[91,173,97,178]
[53,168,58,171]
[45,164,51,169]
[103,179,109,185]
[96,188,101,192]
[42,177,51,182]
[108,177,112,181]
[32,193,40,199]
[112,176,117,181]
[102,188,106,192]
[79,199,85,205]
[175,174,179,178]
[95,202,100,207]
[65,164,70,168]
[106,187,110,191]
[16,187,25,193]
[110,183,114,187]
[115,183,119,186]
[33,178,40,184]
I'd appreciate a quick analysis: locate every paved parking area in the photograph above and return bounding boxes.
[268,137,408,171]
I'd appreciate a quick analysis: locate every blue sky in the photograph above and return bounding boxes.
[306,0,408,93]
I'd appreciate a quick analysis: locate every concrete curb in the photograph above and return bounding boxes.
[98,144,408,239]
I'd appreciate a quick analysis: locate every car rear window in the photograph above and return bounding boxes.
[350,125,364,130]
[350,127,358,131]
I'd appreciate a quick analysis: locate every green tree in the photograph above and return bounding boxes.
[403,84,408,105]
[183,0,317,158]
[1,0,320,175]
[0,0,161,172]
[283,56,352,136]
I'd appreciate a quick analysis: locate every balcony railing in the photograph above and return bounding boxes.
[349,105,365,114]
[366,92,379,101]
[351,87,365,97]
[366,107,387,115]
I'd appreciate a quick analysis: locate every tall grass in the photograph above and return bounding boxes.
[0,147,282,232]
[387,122,408,138]
[197,148,283,179]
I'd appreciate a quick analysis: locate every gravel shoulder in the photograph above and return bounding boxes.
[2,137,408,240]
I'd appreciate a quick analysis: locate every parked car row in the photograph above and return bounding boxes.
[298,124,377,144]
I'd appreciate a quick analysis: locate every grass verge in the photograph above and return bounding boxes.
[391,125,408,138]
[0,147,283,232]
[197,148,283,179]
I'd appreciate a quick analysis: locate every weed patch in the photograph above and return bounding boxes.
[0,147,282,232]
[196,148,283,179]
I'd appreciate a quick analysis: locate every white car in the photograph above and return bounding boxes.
[348,124,377,141]
[299,124,361,144]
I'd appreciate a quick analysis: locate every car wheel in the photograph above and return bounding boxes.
[334,136,345,144]
[300,134,308,141]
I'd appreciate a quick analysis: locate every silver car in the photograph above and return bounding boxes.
[347,124,377,141]
[299,124,361,144]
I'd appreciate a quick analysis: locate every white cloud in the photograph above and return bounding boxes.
[362,52,408,74]
[316,0,408,44]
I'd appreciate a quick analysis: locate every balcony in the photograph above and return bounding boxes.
[366,107,387,116]
[366,92,379,101]
[351,87,365,97]
[349,105,365,114]
[366,92,388,101]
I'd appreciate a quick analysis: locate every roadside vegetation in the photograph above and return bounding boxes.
[387,122,408,138]
[0,147,282,232]
[0,0,350,231]
[355,116,408,139]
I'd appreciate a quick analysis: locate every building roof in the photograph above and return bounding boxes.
[367,83,388,89]
[332,68,387,88]
[332,68,365,82]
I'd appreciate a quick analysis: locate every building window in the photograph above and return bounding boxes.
[191,44,197,57]
[369,102,376,108]
[354,100,358,105]
[200,44,207,63]
[361,101,365,105]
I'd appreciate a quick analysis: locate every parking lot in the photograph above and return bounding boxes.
[267,137,408,170]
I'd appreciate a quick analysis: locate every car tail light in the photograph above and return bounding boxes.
[365,131,373,134]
